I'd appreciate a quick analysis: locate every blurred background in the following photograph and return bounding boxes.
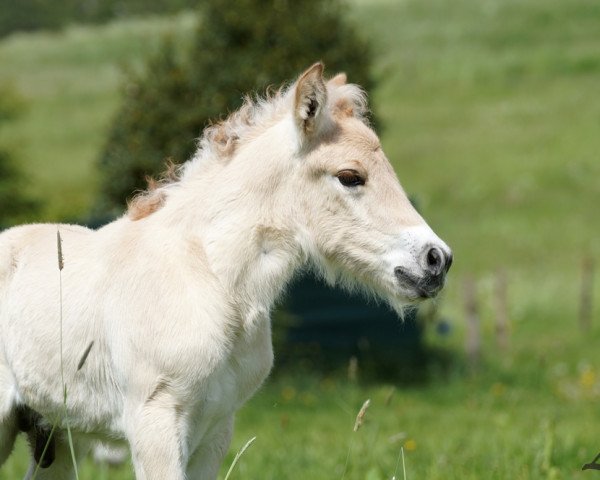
[0,0,599,478]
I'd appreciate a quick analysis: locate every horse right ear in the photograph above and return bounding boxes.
[293,62,327,137]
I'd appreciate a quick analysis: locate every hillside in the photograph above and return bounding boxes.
[0,12,196,221]
[0,0,598,313]
[0,1,598,269]
[1,1,599,478]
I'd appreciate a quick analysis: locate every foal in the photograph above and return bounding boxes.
[0,63,451,479]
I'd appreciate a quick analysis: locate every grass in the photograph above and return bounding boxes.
[4,347,599,479]
[360,0,600,276]
[223,437,257,480]
[1,0,599,478]
[0,11,196,220]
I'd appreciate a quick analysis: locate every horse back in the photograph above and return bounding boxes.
[0,223,93,288]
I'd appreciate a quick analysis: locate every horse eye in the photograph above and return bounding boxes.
[336,170,365,187]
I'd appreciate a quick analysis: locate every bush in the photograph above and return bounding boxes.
[0,87,37,227]
[96,0,374,215]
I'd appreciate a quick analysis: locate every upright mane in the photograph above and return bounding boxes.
[127,76,368,221]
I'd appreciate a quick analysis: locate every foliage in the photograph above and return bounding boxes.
[0,0,198,38]
[96,0,374,215]
[1,0,600,477]
[0,13,194,221]
[0,86,36,227]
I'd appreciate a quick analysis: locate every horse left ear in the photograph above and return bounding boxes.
[294,62,327,136]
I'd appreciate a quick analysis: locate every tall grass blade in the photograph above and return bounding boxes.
[342,398,372,480]
[57,229,80,479]
[401,446,406,480]
[30,424,57,480]
[223,436,256,480]
[340,439,353,480]
[65,412,79,480]
[391,445,406,480]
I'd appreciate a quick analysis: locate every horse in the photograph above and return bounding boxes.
[0,63,452,479]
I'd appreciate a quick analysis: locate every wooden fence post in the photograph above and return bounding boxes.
[464,274,481,370]
[495,269,509,351]
[580,256,595,333]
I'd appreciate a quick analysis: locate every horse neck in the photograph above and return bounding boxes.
[160,142,308,319]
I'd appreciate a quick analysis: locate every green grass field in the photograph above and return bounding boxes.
[1,0,599,478]
[0,11,196,221]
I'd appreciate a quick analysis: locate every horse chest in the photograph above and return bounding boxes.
[203,312,274,416]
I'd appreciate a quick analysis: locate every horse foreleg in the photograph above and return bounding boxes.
[92,440,128,466]
[127,398,188,480]
[186,415,234,480]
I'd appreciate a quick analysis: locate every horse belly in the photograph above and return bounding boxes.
[1,263,122,434]
[3,321,122,434]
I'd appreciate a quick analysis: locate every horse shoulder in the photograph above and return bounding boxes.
[98,226,238,382]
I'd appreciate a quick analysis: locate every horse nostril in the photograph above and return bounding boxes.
[425,247,445,276]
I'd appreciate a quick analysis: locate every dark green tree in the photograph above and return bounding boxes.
[0,87,37,227]
[96,0,374,215]
[0,0,198,38]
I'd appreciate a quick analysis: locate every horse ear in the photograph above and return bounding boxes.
[294,62,327,136]
[328,73,347,87]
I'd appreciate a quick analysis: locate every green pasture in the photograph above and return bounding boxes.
[1,0,599,478]
[0,11,196,221]
[3,351,599,479]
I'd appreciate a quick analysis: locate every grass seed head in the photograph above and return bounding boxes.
[353,398,371,432]
[57,230,64,270]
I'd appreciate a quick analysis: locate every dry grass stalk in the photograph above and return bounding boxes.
[56,229,80,479]
[77,341,95,372]
[348,356,358,382]
[56,230,64,271]
[353,399,371,432]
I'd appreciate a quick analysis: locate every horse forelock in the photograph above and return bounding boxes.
[127,77,369,221]
[196,77,368,159]
[328,83,369,123]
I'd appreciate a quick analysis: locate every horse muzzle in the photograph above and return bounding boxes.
[394,246,453,300]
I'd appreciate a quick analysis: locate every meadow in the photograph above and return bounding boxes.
[0,0,599,478]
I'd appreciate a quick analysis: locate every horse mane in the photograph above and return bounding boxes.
[127,159,180,221]
[127,78,369,221]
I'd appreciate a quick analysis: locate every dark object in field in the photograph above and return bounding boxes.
[16,405,55,468]
[583,452,600,471]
